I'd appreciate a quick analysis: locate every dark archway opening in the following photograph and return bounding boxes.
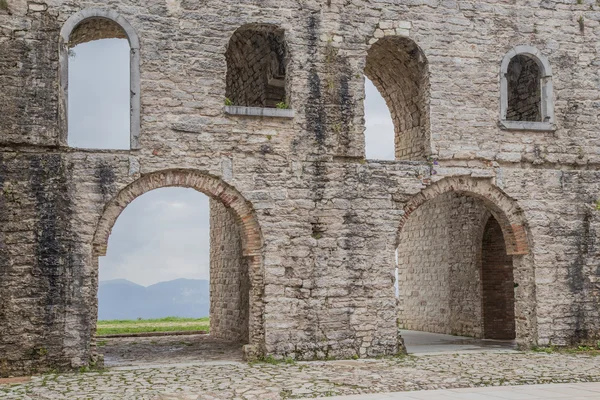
[225,24,287,108]
[481,217,516,340]
[396,191,518,352]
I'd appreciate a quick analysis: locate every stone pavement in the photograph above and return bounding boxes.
[401,330,517,355]
[2,350,600,399]
[305,382,600,399]
[100,334,243,367]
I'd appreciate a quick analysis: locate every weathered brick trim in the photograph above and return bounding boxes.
[399,177,530,256]
[91,169,265,351]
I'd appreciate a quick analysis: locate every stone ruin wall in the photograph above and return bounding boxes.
[0,0,599,376]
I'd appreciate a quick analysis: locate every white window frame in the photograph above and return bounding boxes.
[500,45,555,132]
[59,9,141,149]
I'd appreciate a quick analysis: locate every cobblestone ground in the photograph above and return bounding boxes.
[100,335,243,367]
[2,350,600,400]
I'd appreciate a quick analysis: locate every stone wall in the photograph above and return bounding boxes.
[68,18,126,47]
[209,198,249,343]
[0,0,600,376]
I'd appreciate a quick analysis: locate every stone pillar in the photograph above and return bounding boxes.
[209,198,249,343]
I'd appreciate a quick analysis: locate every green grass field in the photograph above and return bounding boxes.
[97,317,210,336]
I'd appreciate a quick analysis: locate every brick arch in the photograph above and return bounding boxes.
[398,177,529,256]
[93,169,263,256]
[91,169,265,351]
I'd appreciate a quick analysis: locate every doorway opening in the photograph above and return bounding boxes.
[396,188,520,354]
[66,18,131,149]
[95,184,254,367]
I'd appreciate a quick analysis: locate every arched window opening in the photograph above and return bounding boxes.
[506,55,541,122]
[500,46,554,131]
[481,216,516,340]
[225,24,288,109]
[364,36,430,161]
[60,10,140,149]
[96,187,250,366]
[364,77,395,160]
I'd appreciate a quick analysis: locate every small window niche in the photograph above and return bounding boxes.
[500,46,554,131]
[59,9,140,149]
[224,24,293,118]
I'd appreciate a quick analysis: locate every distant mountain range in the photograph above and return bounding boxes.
[98,278,209,320]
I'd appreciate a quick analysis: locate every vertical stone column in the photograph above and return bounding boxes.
[209,199,249,343]
[481,217,516,340]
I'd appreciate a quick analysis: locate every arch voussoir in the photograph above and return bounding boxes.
[399,177,529,256]
[93,169,264,255]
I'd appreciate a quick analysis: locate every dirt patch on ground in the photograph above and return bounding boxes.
[99,334,243,367]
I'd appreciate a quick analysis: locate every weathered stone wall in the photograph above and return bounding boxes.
[506,55,541,122]
[209,198,249,343]
[0,0,600,377]
[397,192,488,337]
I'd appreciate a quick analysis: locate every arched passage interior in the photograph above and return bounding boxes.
[91,170,264,364]
[396,179,530,345]
[364,36,430,161]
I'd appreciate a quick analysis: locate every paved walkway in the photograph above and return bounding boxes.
[2,350,600,399]
[402,330,517,355]
[305,382,600,399]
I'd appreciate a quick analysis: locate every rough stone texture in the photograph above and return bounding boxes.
[3,351,600,399]
[1,0,600,377]
[68,18,126,47]
[506,55,541,122]
[209,199,249,343]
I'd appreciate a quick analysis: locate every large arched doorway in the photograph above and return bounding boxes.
[91,170,264,364]
[396,178,533,352]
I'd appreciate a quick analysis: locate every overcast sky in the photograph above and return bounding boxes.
[70,39,395,287]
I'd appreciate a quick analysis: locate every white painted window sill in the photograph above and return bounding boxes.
[500,120,555,132]
[224,106,294,118]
